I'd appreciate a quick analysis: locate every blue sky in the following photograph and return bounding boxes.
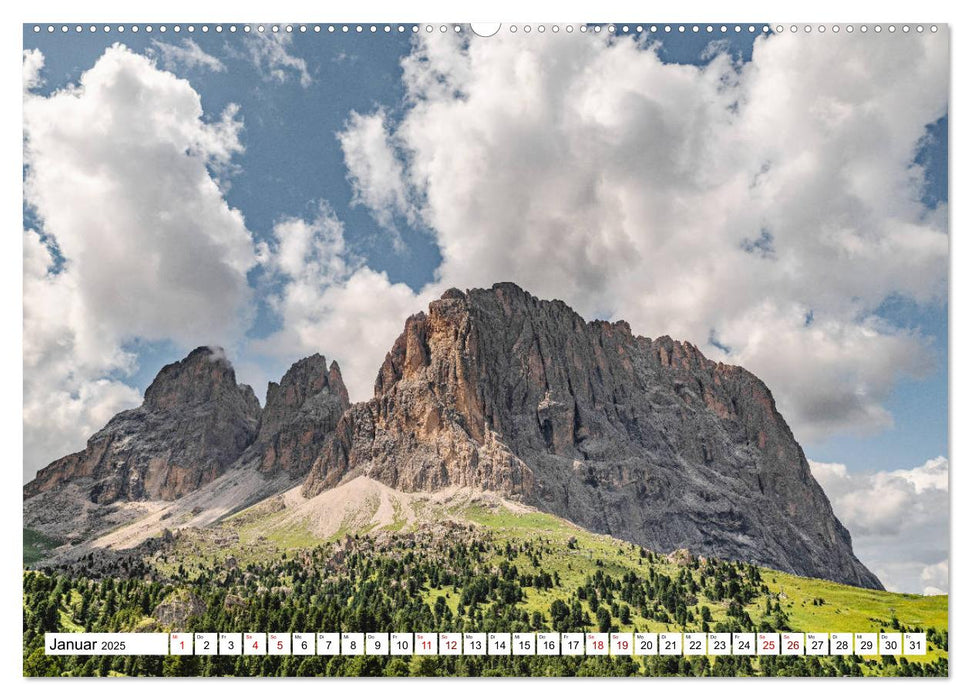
[24,25,947,472]
[23,27,436,316]
[23,25,949,591]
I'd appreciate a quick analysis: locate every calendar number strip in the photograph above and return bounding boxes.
[43,631,929,657]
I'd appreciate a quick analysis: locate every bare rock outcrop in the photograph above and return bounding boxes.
[152,590,206,627]
[303,283,882,590]
[23,350,351,549]
[24,346,261,504]
[245,354,350,478]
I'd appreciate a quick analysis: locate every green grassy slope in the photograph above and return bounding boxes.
[460,506,946,648]
[156,496,947,647]
[25,494,947,677]
[23,528,62,566]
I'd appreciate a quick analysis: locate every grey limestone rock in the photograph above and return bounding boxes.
[244,354,350,478]
[24,346,261,504]
[303,282,882,589]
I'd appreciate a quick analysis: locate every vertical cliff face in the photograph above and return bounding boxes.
[247,354,350,478]
[304,288,537,497]
[24,347,261,503]
[303,283,882,589]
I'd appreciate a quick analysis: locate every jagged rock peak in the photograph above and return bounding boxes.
[259,354,348,440]
[374,282,644,397]
[267,354,331,411]
[24,346,261,504]
[144,345,256,412]
[249,354,351,478]
[328,361,350,408]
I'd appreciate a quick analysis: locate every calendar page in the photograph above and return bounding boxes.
[21,18,949,680]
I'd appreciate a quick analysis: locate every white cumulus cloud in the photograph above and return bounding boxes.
[338,29,948,444]
[810,456,949,594]
[338,109,416,243]
[23,45,258,480]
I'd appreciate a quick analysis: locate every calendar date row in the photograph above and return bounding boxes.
[46,631,927,657]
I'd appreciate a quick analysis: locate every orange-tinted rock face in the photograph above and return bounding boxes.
[303,282,882,590]
[24,347,261,504]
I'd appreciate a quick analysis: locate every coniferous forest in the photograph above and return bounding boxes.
[23,518,948,678]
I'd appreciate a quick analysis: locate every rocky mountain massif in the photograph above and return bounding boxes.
[23,347,349,542]
[303,283,881,589]
[24,283,881,590]
[25,347,262,504]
